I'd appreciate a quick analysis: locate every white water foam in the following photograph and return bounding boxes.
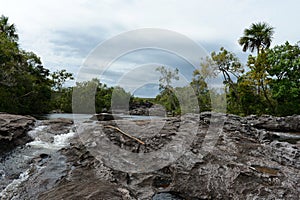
[27,131,75,150]
[27,125,47,138]
[26,125,75,150]
[0,169,30,199]
[53,131,76,148]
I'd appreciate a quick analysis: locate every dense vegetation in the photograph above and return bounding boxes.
[0,15,53,114]
[152,22,300,116]
[0,16,299,116]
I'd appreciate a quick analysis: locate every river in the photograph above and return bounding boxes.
[0,113,180,200]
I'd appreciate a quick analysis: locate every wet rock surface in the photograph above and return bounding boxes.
[1,113,300,199]
[0,113,35,154]
[40,118,73,134]
[39,144,134,200]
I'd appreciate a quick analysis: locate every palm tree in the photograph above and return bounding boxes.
[0,15,18,42]
[239,22,274,54]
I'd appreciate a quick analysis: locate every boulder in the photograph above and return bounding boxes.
[129,101,153,116]
[90,113,122,121]
[41,118,73,134]
[0,113,35,154]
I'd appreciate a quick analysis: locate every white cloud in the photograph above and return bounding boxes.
[1,0,299,94]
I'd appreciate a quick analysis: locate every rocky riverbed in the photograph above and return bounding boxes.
[0,112,299,199]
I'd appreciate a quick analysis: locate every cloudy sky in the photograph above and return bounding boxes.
[1,0,299,97]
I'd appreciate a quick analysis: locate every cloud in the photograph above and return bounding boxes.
[1,0,299,96]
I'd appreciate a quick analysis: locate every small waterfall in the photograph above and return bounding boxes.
[0,121,75,200]
[26,126,75,150]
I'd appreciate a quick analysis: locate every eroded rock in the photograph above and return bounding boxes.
[41,118,73,134]
[247,114,300,132]
[58,113,298,199]
[0,113,35,154]
[2,113,300,199]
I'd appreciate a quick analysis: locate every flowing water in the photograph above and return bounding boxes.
[0,121,75,199]
[0,114,176,200]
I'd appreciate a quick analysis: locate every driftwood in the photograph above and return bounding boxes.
[104,125,145,145]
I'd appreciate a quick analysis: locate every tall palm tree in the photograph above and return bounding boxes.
[239,22,274,54]
[0,15,18,42]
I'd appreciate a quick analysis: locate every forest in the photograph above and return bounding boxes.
[1,15,299,116]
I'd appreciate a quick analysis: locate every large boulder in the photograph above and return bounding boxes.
[0,113,35,154]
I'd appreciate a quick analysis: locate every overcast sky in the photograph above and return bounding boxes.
[1,0,299,97]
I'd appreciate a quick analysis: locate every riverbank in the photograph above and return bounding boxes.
[0,112,299,199]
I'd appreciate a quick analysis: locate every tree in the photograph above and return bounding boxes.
[210,47,244,87]
[0,16,53,114]
[51,69,74,92]
[0,15,18,43]
[245,52,275,112]
[156,66,179,90]
[235,22,275,115]
[239,22,274,54]
[71,79,116,113]
[190,70,211,112]
[111,86,131,110]
[266,42,300,115]
[197,48,243,113]
[155,66,180,115]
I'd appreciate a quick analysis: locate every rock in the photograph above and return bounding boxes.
[129,101,153,116]
[129,108,149,116]
[0,113,35,154]
[39,181,130,200]
[38,144,136,200]
[90,113,122,121]
[74,112,299,199]
[41,118,73,134]
[4,112,300,199]
[148,104,166,117]
[247,114,300,132]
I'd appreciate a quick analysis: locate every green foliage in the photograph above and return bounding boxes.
[155,87,180,115]
[156,66,179,90]
[111,86,131,110]
[0,15,18,43]
[155,66,181,115]
[239,22,274,54]
[190,72,211,112]
[0,16,53,114]
[1,16,299,117]
[232,25,300,116]
[266,42,300,115]
[210,47,244,85]
[71,79,114,113]
[51,69,74,91]
[197,48,243,114]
